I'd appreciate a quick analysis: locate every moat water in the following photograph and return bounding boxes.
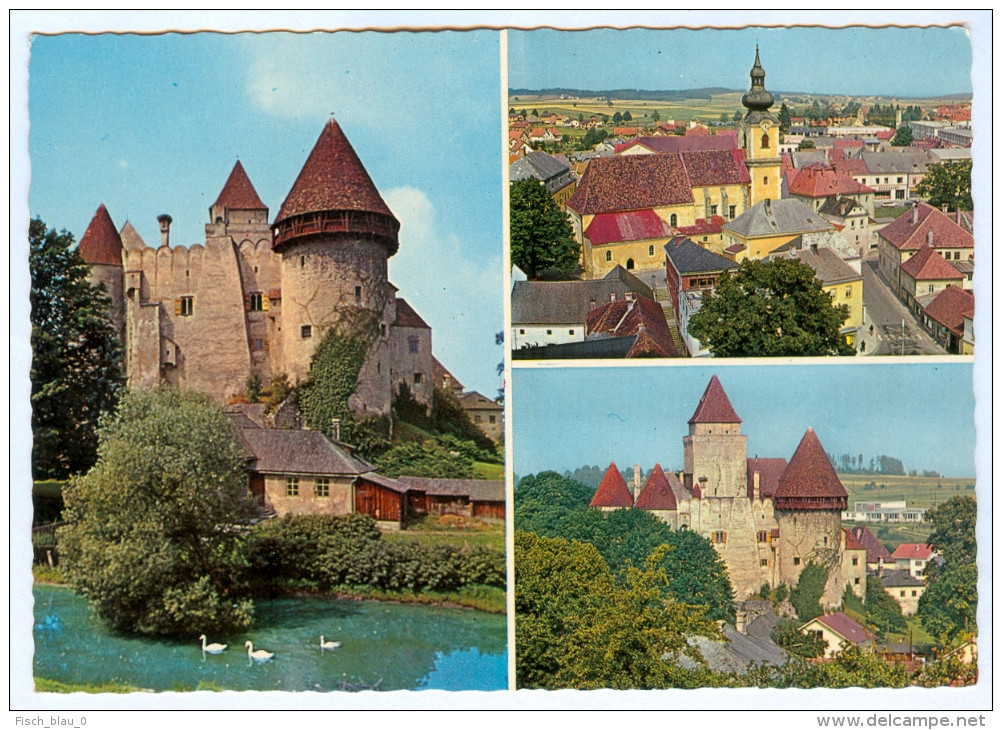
[32,584,507,692]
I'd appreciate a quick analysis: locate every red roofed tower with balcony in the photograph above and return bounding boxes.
[773,427,849,608]
[273,119,401,412]
[683,375,747,499]
[78,204,125,342]
[590,462,635,511]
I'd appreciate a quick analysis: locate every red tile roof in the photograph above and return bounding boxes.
[678,215,724,237]
[568,154,694,215]
[922,286,974,334]
[688,375,741,424]
[850,525,894,565]
[590,462,635,508]
[212,160,266,211]
[900,246,964,282]
[681,149,751,188]
[393,298,430,329]
[812,612,874,646]
[892,543,934,561]
[78,204,123,266]
[789,163,875,198]
[585,296,679,358]
[276,119,395,224]
[844,528,865,551]
[879,202,974,251]
[747,457,787,499]
[433,357,464,392]
[634,463,678,510]
[584,210,673,245]
[773,428,848,508]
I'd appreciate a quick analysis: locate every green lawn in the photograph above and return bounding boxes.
[839,474,976,511]
[385,518,504,552]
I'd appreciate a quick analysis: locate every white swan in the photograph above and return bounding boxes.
[199,634,227,654]
[244,640,274,662]
[320,635,341,651]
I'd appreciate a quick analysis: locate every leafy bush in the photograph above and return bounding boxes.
[431,386,497,454]
[790,562,828,621]
[373,441,474,479]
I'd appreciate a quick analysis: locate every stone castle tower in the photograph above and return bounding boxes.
[740,46,783,204]
[78,119,434,415]
[683,374,747,498]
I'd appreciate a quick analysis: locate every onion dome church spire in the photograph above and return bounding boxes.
[272,118,400,254]
[741,45,775,119]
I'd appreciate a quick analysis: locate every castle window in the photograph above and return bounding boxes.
[605,250,612,262]
[408,337,419,354]
[793,557,801,566]
[669,214,678,226]
[852,557,859,566]
[712,531,726,544]
[855,577,860,585]
[474,414,482,423]
[380,323,387,337]
[315,478,329,498]
[763,176,769,185]
[355,286,362,304]
[489,415,496,424]
[177,296,194,317]
[254,339,264,351]
[286,477,299,497]
[248,293,264,311]
[729,205,736,219]
[301,325,312,339]
[300,256,305,267]
[760,559,768,567]
[413,372,423,385]
[757,530,769,543]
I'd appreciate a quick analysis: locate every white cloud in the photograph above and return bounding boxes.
[385,186,502,397]
[118,159,129,169]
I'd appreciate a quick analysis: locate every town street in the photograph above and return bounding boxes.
[860,254,945,356]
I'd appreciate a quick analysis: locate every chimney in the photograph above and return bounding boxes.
[912,206,918,225]
[157,214,173,248]
[331,418,341,442]
[589,297,597,310]
[633,464,642,499]
[625,291,634,302]
[753,470,761,500]
[942,204,949,214]
[765,198,772,214]
[810,242,819,255]
[609,293,616,302]
[735,609,747,635]
[927,230,934,246]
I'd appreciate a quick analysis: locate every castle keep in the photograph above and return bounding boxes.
[77,120,434,414]
[591,376,865,607]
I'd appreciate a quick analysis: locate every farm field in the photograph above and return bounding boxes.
[838,474,976,511]
[509,92,746,126]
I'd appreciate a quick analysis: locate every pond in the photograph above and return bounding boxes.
[32,585,507,692]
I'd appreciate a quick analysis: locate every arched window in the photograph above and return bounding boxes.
[669,214,678,226]
[626,258,635,270]
[761,132,770,149]
[648,245,655,257]
[605,250,612,262]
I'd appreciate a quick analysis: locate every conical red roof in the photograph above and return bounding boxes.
[634,464,678,510]
[773,428,848,508]
[78,204,123,266]
[589,462,634,508]
[213,160,266,211]
[275,119,395,224]
[689,375,741,424]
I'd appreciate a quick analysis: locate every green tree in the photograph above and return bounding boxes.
[30,217,124,479]
[651,109,660,123]
[372,440,474,479]
[509,178,579,279]
[789,562,828,621]
[864,574,906,635]
[688,258,854,357]
[719,112,729,123]
[622,110,632,122]
[778,102,792,130]
[925,495,976,565]
[733,110,743,122]
[798,139,816,150]
[431,385,497,452]
[58,388,259,636]
[914,160,973,211]
[612,111,623,123]
[917,495,977,643]
[890,126,913,147]
[771,618,825,658]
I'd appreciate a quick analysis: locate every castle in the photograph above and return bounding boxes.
[76,120,434,416]
[591,376,867,608]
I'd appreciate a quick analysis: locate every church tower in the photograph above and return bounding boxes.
[272,119,400,414]
[772,428,849,608]
[683,376,747,499]
[740,46,782,204]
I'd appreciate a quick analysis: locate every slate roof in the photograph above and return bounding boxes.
[849,525,894,565]
[789,164,874,198]
[617,135,738,154]
[119,220,148,252]
[861,150,930,175]
[509,150,577,196]
[78,204,123,266]
[397,476,504,502]
[457,391,503,412]
[585,296,679,358]
[590,462,635,508]
[773,245,862,286]
[689,375,741,424]
[511,267,654,326]
[892,543,934,561]
[634,463,680,510]
[773,428,848,505]
[747,457,787,499]
[922,286,974,334]
[212,160,267,211]
[585,210,673,245]
[665,236,739,276]
[818,195,866,219]
[808,612,874,646]
[880,569,924,588]
[685,623,788,674]
[724,198,833,239]
[393,297,431,328]
[276,119,396,224]
[237,427,373,476]
[900,247,964,282]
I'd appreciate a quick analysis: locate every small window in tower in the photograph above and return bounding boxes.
[760,559,768,567]
[413,372,423,385]
[761,132,770,148]
[852,557,859,566]
[855,577,860,585]
[300,256,305,267]
[712,531,726,544]
[793,557,801,566]
[179,296,194,317]
[355,286,362,304]
[757,530,768,543]
[408,337,419,354]
[254,266,258,273]
[763,176,769,185]
[605,250,612,262]
[301,325,312,339]
[249,293,263,311]
[380,323,387,337]
[489,415,496,424]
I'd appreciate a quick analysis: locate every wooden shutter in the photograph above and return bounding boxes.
[262,295,269,311]
[245,293,251,311]
[175,298,181,315]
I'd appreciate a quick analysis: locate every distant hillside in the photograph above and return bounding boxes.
[509,87,735,101]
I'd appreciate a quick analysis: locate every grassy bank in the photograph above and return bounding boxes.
[35,677,142,694]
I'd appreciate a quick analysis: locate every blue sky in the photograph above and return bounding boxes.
[26,30,503,397]
[509,26,972,98]
[513,362,976,478]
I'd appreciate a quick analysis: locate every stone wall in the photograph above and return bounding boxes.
[389,323,434,406]
[263,474,353,517]
[684,422,747,499]
[775,509,845,609]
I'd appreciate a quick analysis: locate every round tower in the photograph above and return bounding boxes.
[740,46,782,204]
[77,203,125,343]
[272,119,400,405]
[772,428,849,609]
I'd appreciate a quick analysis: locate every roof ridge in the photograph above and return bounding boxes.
[212,160,267,211]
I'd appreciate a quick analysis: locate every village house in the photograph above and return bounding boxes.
[663,235,738,357]
[721,197,835,260]
[880,570,926,616]
[800,612,875,659]
[787,163,876,216]
[848,524,895,573]
[584,294,679,358]
[457,391,504,442]
[397,477,505,522]
[580,209,675,278]
[891,543,937,579]
[509,150,578,208]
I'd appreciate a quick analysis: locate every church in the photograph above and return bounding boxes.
[77,119,435,417]
[590,375,867,608]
